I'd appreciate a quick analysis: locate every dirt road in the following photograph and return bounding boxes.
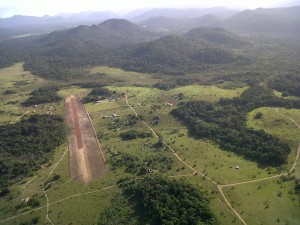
[65,95,107,183]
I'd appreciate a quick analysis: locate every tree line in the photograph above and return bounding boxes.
[22,86,62,106]
[118,176,219,225]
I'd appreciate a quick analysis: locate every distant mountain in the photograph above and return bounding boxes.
[184,27,249,48]
[0,15,65,28]
[226,6,300,33]
[0,18,246,79]
[139,14,224,34]
[193,14,224,27]
[139,17,194,33]
[132,7,239,21]
[0,11,116,40]
[38,19,159,47]
[20,19,162,79]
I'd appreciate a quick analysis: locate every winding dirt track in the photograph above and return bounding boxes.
[65,95,107,183]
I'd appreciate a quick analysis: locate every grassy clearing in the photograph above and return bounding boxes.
[85,101,120,114]
[247,107,300,170]
[0,63,53,124]
[210,107,300,225]
[112,85,300,225]
[223,178,300,225]
[145,110,271,184]
[166,85,248,102]
[1,80,299,225]
[88,66,159,86]
[0,144,68,224]
[48,188,118,225]
[186,177,244,225]
[57,86,90,98]
[0,62,47,93]
[273,90,300,100]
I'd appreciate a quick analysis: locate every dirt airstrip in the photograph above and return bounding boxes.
[65,95,107,183]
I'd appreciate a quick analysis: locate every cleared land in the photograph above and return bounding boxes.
[65,95,107,183]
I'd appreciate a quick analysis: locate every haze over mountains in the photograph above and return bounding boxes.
[0,5,300,40]
[0,4,300,80]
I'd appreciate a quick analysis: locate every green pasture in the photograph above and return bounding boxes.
[0,63,56,124]
[57,86,90,98]
[88,66,159,86]
[0,62,47,92]
[166,85,248,102]
[247,107,300,170]
[223,178,300,225]
[1,62,300,225]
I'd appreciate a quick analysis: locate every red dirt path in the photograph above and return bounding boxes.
[70,97,84,149]
[65,95,107,183]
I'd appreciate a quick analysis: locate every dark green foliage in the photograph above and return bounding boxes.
[82,87,113,103]
[109,153,173,174]
[142,155,173,172]
[153,76,204,90]
[0,115,65,188]
[31,217,39,224]
[121,176,218,225]
[295,179,300,195]
[22,86,62,106]
[126,115,139,126]
[172,86,299,166]
[153,139,164,149]
[0,187,10,197]
[19,216,39,225]
[98,194,138,225]
[112,35,239,76]
[52,174,60,181]
[72,82,108,89]
[184,27,249,48]
[268,74,300,97]
[0,23,245,80]
[254,112,263,119]
[19,19,160,80]
[27,197,40,208]
[109,153,139,172]
[119,130,152,140]
[90,87,112,96]
[3,90,16,95]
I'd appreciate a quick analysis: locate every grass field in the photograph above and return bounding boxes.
[57,86,90,98]
[1,63,300,225]
[166,85,248,102]
[223,178,300,225]
[0,63,50,124]
[247,107,300,171]
[88,66,160,86]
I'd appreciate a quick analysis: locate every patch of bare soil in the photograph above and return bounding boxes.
[65,95,107,183]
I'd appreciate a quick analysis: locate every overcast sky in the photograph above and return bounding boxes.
[0,0,295,18]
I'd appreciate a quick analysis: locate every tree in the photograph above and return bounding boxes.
[254,112,263,119]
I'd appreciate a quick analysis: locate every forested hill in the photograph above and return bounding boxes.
[138,15,224,34]
[0,19,249,79]
[37,19,160,47]
[226,6,300,33]
[184,27,250,48]
[110,35,239,75]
